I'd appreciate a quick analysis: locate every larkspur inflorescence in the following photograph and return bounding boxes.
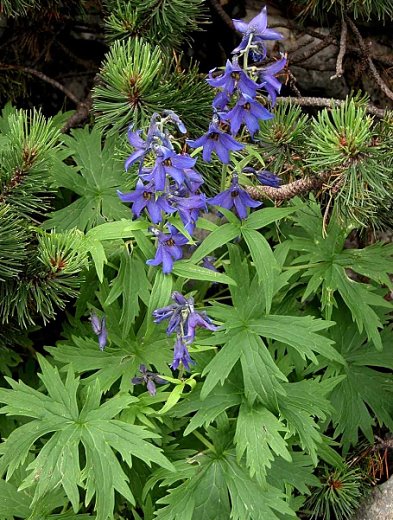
[153,291,217,371]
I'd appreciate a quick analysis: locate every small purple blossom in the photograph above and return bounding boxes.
[259,57,287,105]
[125,129,149,171]
[212,90,232,110]
[90,313,107,351]
[243,167,281,187]
[226,94,273,137]
[171,335,194,371]
[131,364,167,396]
[170,193,207,234]
[187,122,244,163]
[232,6,284,55]
[147,225,188,274]
[162,110,187,134]
[145,147,197,191]
[118,181,175,223]
[208,175,262,219]
[185,311,217,343]
[202,256,218,272]
[207,60,261,97]
[153,291,218,371]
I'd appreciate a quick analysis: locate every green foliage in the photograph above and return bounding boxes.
[287,199,393,349]
[0,355,173,520]
[324,309,393,451]
[0,106,61,219]
[93,38,212,136]
[307,99,392,225]
[43,127,131,231]
[1,3,393,518]
[104,0,208,49]
[296,0,393,22]
[0,205,26,281]
[0,228,87,327]
[257,100,309,172]
[303,465,364,520]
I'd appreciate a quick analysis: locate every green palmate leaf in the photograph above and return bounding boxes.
[201,329,287,407]
[222,454,296,520]
[241,228,278,314]
[154,451,295,520]
[0,478,31,518]
[48,333,171,393]
[85,221,149,283]
[44,127,131,232]
[145,271,173,336]
[172,260,236,285]
[249,315,344,365]
[279,380,335,464]
[268,452,320,495]
[105,251,151,337]
[0,356,173,520]
[288,200,393,349]
[171,381,242,435]
[324,309,393,451]
[200,331,243,400]
[239,331,287,407]
[234,403,291,484]
[155,455,231,520]
[190,222,240,263]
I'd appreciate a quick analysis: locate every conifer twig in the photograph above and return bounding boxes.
[246,171,333,202]
[290,30,337,65]
[61,93,92,133]
[345,17,393,102]
[330,19,347,80]
[276,96,386,118]
[0,63,81,104]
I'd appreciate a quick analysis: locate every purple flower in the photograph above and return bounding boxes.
[118,181,175,223]
[90,313,107,351]
[227,94,273,137]
[232,6,284,55]
[131,364,167,396]
[125,129,149,171]
[259,57,287,105]
[202,256,218,272]
[208,175,262,219]
[170,193,207,234]
[256,170,281,187]
[207,60,260,97]
[185,311,218,343]
[171,335,194,371]
[187,122,244,163]
[162,110,187,134]
[243,167,281,187]
[147,225,188,274]
[212,91,232,110]
[145,147,197,191]
[152,291,187,334]
[183,168,205,193]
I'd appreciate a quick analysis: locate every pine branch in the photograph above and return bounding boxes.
[0,63,81,104]
[345,17,393,103]
[330,19,347,80]
[61,93,93,133]
[246,171,333,202]
[277,96,387,118]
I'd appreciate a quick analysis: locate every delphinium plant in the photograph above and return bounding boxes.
[0,3,392,520]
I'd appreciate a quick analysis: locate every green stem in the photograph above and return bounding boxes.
[220,163,228,192]
[192,430,216,452]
